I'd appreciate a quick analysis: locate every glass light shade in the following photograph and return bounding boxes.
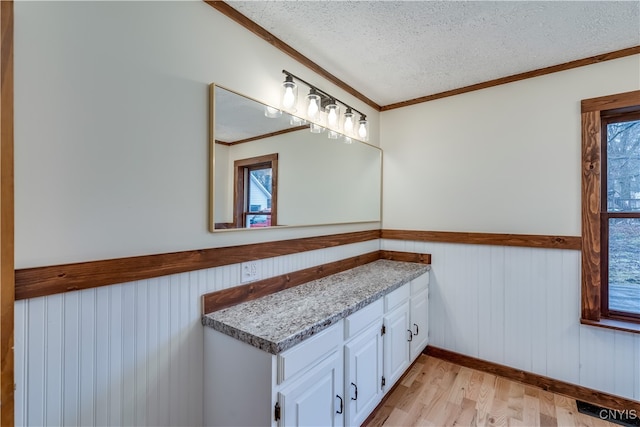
[281,76,298,111]
[290,115,306,126]
[343,109,355,134]
[310,123,325,133]
[264,106,282,118]
[306,90,321,120]
[328,130,339,139]
[357,116,369,141]
[325,102,340,128]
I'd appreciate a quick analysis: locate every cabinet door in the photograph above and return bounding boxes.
[345,322,383,427]
[278,350,344,427]
[410,288,429,361]
[383,301,411,390]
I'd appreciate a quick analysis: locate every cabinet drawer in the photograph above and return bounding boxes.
[344,298,383,340]
[410,273,429,295]
[385,283,410,312]
[277,321,342,384]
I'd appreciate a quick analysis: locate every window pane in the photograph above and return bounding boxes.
[606,120,640,212]
[608,218,640,314]
[247,167,272,214]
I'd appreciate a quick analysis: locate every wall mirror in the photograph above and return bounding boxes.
[209,84,382,231]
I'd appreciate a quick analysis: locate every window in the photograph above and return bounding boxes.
[234,153,278,228]
[581,90,640,327]
[601,112,640,320]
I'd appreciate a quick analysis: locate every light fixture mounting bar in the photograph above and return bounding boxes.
[282,70,366,119]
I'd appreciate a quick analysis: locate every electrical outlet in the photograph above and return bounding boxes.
[241,261,261,283]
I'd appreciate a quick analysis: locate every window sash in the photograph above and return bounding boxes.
[600,214,640,320]
[598,110,640,322]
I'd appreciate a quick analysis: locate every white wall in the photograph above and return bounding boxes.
[14,1,380,269]
[14,239,380,426]
[381,239,640,402]
[381,55,640,236]
[380,57,640,403]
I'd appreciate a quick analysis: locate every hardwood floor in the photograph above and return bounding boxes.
[364,355,620,427]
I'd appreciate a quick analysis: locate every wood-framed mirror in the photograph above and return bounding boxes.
[209,84,382,231]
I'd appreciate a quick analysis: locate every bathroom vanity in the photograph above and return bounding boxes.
[202,259,430,426]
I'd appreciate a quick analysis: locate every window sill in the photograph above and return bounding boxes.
[580,318,640,334]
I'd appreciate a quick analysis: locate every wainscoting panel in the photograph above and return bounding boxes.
[380,238,640,402]
[14,240,379,426]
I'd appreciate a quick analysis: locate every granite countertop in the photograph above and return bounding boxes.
[202,259,430,354]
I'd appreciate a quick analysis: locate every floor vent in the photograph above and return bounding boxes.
[576,400,640,427]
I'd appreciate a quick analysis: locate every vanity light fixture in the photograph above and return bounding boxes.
[325,100,340,128]
[290,115,307,126]
[281,74,298,110]
[310,122,325,133]
[343,108,355,134]
[306,88,321,120]
[264,105,282,118]
[281,70,368,141]
[357,115,369,141]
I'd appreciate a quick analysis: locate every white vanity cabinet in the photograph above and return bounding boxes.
[275,321,345,427]
[277,347,344,427]
[344,299,384,427]
[409,273,429,361]
[382,283,412,390]
[203,265,430,427]
[204,321,343,427]
[382,273,431,391]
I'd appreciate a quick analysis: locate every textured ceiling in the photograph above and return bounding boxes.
[227,1,640,107]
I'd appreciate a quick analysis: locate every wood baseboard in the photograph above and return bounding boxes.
[425,346,640,413]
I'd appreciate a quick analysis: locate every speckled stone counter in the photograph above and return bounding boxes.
[202,259,430,354]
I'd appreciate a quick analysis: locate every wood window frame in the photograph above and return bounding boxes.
[581,90,640,332]
[233,153,278,228]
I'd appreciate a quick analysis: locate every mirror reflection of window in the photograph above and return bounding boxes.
[232,154,278,229]
[246,166,273,228]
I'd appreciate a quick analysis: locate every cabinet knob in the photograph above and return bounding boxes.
[413,323,419,336]
[351,382,358,401]
[336,395,343,414]
[407,329,413,342]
